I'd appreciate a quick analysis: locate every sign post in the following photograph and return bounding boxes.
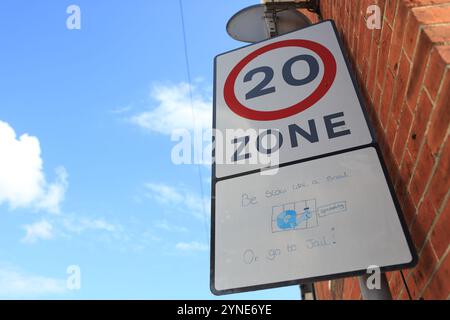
[211,20,417,296]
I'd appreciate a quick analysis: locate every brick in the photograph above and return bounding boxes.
[324,281,332,300]
[390,52,411,123]
[403,12,420,59]
[350,278,361,300]
[342,278,353,300]
[399,148,414,188]
[392,105,413,164]
[386,149,400,183]
[377,0,387,17]
[316,281,330,300]
[404,196,418,228]
[372,115,384,145]
[380,70,396,128]
[406,30,433,111]
[388,2,408,74]
[410,197,437,250]
[315,283,323,300]
[422,251,450,300]
[395,170,407,198]
[399,288,410,300]
[361,31,373,81]
[424,47,448,101]
[407,91,434,161]
[412,5,450,25]
[386,271,393,282]
[345,277,355,300]
[408,142,435,207]
[316,0,450,301]
[315,282,324,300]
[401,5,450,74]
[376,22,393,86]
[403,0,450,6]
[427,70,450,154]
[431,199,450,259]
[351,4,361,59]
[366,31,381,98]
[405,270,421,299]
[427,138,450,211]
[357,11,370,74]
[373,83,383,116]
[346,0,355,35]
[386,116,399,151]
[409,241,438,299]
[385,0,399,26]
[424,24,450,44]
[436,45,450,64]
[389,271,406,298]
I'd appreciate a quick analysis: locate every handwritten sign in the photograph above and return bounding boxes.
[212,147,415,294]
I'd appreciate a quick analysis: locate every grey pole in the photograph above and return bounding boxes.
[262,2,319,301]
[300,283,316,300]
[358,273,393,300]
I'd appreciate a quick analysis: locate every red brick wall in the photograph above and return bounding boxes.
[301,0,450,300]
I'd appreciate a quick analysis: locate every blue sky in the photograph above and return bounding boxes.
[0,0,300,299]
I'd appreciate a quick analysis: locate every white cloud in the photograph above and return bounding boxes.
[144,182,209,220]
[0,120,68,214]
[21,220,54,244]
[154,220,188,233]
[129,82,212,135]
[36,167,68,214]
[145,183,184,204]
[175,241,208,252]
[20,214,123,244]
[0,264,66,298]
[61,215,120,234]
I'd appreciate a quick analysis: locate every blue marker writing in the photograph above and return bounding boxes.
[276,210,297,230]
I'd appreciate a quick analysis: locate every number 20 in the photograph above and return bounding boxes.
[244,54,319,100]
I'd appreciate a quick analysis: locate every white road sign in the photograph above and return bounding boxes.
[212,147,415,294]
[214,20,373,178]
[211,20,416,295]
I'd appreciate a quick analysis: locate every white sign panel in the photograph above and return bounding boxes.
[214,21,373,178]
[211,20,416,295]
[211,147,415,294]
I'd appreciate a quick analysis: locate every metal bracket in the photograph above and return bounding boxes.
[300,283,317,300]
[263,0,321,38]
[359,273,393,300]
[263,6,279,38]
[264,0,321,14]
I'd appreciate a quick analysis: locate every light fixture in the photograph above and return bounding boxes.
[226,0,321,43]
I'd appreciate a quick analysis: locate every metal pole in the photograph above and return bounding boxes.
[263,5,279,38]
[358,273,392,300]
[262,1,322,301]
[300,283,316,300]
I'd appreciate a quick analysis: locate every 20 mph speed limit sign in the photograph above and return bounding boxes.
[211,20,416,295]
[214,20,374,178]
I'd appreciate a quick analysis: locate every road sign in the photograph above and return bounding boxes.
[214,20,373,178]
[211,20,417,295]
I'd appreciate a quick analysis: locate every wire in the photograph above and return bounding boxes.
[178,0,210,246]
[400,270,413,300]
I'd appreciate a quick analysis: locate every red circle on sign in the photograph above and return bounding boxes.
[224,39,337,121]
